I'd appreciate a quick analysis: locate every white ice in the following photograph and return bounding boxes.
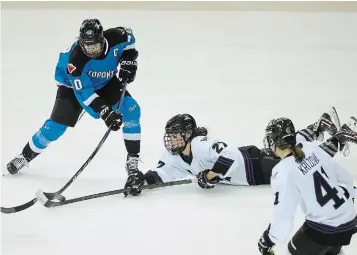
[1,7,357,255]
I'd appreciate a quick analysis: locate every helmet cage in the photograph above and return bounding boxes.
[163,114,196,155]
[164,131,191,155]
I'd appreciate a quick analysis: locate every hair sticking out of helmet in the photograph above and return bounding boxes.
[163,114,197,155]
[193,127,208,137]
[79,19,105,58]
[291,144,305,163]
[264,117,305,163]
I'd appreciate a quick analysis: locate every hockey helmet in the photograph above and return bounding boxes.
[264,117,296,152]
[164,114,197,155]
[79,19,105,58]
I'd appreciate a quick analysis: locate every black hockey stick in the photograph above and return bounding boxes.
[1,82,127,214]
[37,179,195,208]
[1,198,37,214]
[39,81,128,202]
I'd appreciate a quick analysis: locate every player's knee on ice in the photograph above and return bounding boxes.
[30,119,68,152]
[118,96,141,137]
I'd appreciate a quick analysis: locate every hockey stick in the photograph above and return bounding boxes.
[37,179,195,208]
[1,113,87,214]
[1,82,127,214]
[38,81,128,202]
[77,110,86,122]
[1,198,37,214]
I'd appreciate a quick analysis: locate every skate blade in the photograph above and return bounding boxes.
[329,107,341,130]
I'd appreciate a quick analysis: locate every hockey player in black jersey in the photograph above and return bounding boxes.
[6,19,142,177]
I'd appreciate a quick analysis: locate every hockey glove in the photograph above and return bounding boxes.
[99,105,122,131]
[258,227,275,255]
[197,170,220,189]
[144,170,164,185]
[119,59,137,84]
[124,170,145,197]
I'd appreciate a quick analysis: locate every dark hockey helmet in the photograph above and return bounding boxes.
[264,117,296,151]
[164,114,197,155]
[78,19,105,58]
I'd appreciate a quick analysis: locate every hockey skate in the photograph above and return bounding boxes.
[6,154,29,175]
[345,116,357,132]
[328,106,342,131]
[334,117,357,152]
[313,108,339,140]
[339,117,357,156]
[125,154,140,174]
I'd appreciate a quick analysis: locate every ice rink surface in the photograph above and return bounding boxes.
[1,6,357,255]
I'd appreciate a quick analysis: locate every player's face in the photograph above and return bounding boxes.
[83,42,103,58]
[164,132,186,155]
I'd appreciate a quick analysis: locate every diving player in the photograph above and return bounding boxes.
[123,110,343,196]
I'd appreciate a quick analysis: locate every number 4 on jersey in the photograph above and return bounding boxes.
[313,168,349,209]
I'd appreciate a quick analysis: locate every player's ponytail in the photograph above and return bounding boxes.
[193,127,208,137]
[291,143,305,163]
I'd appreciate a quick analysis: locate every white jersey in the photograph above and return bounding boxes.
[268,135,357,245]
[151,136,251,185]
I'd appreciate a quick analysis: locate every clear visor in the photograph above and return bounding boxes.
[83,43,103,56]
[164,132,186,154]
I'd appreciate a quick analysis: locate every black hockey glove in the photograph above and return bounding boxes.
[99,105,122,131]
[144,170,164,185]
[258,227,275,255]
[119,59,137,84]
[124,170,145,197]
[197,170,220,189]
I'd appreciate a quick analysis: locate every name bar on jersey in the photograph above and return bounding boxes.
[297,153,320,175]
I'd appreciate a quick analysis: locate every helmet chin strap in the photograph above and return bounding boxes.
[181,132,194,155]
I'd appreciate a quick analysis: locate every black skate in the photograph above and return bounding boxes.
[314,112,338,137]
[339,117,357,156]
[6,154,29,175]
[345,116,357,132]
[335,119,357,145]
[125,154,140,174]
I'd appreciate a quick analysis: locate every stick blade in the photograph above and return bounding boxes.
[329,107,341,130]
[1,198,37,214]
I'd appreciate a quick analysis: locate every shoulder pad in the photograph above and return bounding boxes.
[104,27,132,48]
[191,136,211,151]
[67,44,91,77]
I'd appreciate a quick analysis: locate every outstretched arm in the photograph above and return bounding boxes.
[123,152,191,196]
[144,161,191,184]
